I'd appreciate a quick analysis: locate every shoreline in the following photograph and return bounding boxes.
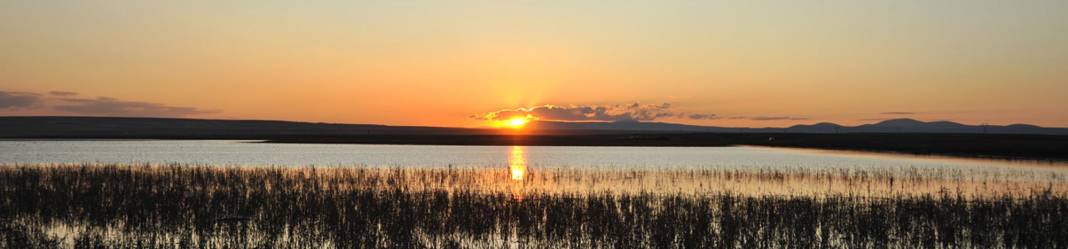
[261,133,1068,162]
[2,133,1066,162]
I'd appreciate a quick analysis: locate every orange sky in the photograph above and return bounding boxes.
[1,1,1066,128]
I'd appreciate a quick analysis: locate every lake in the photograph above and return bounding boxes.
[1,139,1065,174]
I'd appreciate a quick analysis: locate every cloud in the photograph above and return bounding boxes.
[53,97,219,117]
[475,103,717,122]
[726,115,807,121]
[48,91,79,96]
[881,111,918,115]
[0,90,219,117]
[0,91,42,109]
[748,116,809,121]
[687,114,718,120]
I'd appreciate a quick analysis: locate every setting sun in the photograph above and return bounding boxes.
[507,116,530,129]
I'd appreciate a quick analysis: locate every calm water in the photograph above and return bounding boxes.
[0,140,1064,172]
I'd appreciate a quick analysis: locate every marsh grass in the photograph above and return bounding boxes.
[2,164,1066,248]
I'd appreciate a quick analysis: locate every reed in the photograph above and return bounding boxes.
[1,164,1065,248]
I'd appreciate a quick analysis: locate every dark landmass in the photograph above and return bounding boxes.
[4,116,1068,138]
[2,116,1067,161]
[0,116,494,139]
[535,118,1068,135]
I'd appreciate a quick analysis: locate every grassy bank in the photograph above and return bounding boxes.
[2,165,1066,248]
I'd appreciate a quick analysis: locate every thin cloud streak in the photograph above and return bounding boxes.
[687,114,718,120]
[748,116,809,121]
[48,91,79,97]
[0,90,219,117]
[725,115,809,121]
[54,97,219,117]
[0,91,42,109]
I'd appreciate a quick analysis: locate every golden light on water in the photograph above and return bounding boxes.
[509,146,527,181]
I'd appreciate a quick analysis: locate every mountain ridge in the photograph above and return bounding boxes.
[1,116,1066,138]
[533,118,1068,135]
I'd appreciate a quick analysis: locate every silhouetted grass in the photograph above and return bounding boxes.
[2,164,1066,248]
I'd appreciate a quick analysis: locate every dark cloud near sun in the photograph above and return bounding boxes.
[0,90,218,117]
[475,103,718,122]
[0,91,42,109]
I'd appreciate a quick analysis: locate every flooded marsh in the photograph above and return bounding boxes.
[2,164,1067,248]
[2,142,1067,248]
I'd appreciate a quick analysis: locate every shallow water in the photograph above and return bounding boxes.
[4,140,1068,248]
[3,164,1066,249]
[0,140,1064,171]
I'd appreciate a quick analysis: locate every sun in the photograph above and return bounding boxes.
[488,115,533,129]
[507,116,530,128]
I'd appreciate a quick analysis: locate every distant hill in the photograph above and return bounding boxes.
[0,116,490,138]
[840,118,1068,135]
[1,116,1066,138]
[533,118,1068,135]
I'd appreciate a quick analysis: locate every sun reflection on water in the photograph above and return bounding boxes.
[508,146,528,201]
[509,146,527,181]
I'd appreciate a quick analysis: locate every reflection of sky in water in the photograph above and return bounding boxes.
[0,140,1065,175]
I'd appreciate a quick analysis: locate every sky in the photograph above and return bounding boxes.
[2,1,1067,128]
